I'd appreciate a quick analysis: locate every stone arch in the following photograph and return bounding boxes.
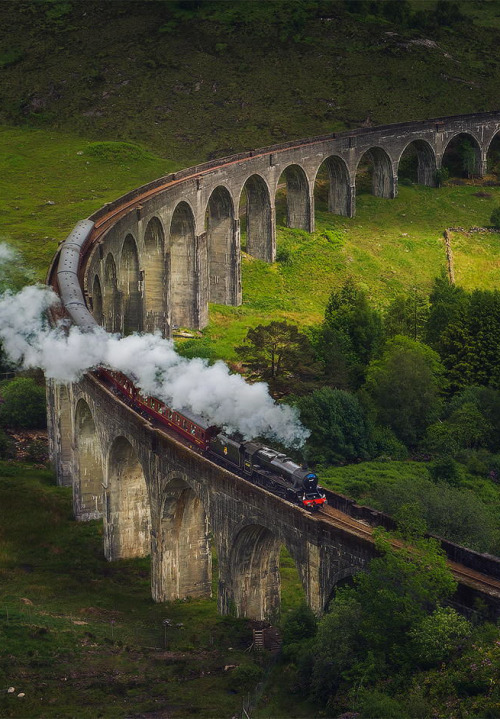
[91,274,103,326]
[56,384,73,487]
[324,566,362,611]
[74,398,103,521]
[355,146,394,198]
[152,475,212,602]
[441,132,482,178]
[276,164,311,231]
[397,139,437,186]
[314,155,352,217]
[103,253,121,333]
[169,201,198,329]
[230,524,281,620]
[120,234,143,335]
[239,174,274,262]
[143,216,167,335]
[105,436,151,560]
[486,130,500,176]
[205,186,239,305]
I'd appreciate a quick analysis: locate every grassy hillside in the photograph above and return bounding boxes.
[0,462,306,718]
[206,182,500,359]
[1,1,500,164]
[0,126,179,277]
[1,123,499,350]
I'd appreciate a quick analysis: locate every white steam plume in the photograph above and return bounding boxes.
[0,280,309,447]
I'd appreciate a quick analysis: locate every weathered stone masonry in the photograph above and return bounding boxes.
[47,374,375,619]
[81,111,500,335]
[47,113,500,620]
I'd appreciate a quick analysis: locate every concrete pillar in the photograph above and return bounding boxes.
[152,486,212,602]
[195,232,209,329]
[391,174,398,199]
[104,437,151,560]
[47,381,74,488]
[347,185,356,218]
[269,203,276,263]
[308,192,315,233]
[480,152,488,177]
[305,541,323,615]
[231,219,242,306]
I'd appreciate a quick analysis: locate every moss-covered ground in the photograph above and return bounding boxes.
[0,462,307,718]
[2,2,500,164]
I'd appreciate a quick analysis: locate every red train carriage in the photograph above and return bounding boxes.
[96,368,218,449]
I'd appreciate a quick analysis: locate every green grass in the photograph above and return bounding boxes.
[0,463,279,718]
[1,2,500,164]
[0,462,311,718]
[0,126,179,279]
[197,182,500,360]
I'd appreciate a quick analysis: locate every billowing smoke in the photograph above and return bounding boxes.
[0,277,309,447]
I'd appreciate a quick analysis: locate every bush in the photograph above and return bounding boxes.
[490,206,500,228]
[26,439,49,464]
[0,377,46,429]
[0,429,15,459]
[409,606,471,665]
[226,662,263,692]
[281,603,317,647]
[429,456,463,486]
[434,167,449,187]
[276,247,292,265]
[371,426,409,461]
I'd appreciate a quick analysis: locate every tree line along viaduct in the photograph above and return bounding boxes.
[47,112,500,621]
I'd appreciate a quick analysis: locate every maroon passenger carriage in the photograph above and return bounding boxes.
[96,368,219,450]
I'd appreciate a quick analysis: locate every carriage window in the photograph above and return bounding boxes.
[191,426,196,435]
[182,420,187,428]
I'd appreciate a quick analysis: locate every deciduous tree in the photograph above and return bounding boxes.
[364,336,445,446]
[296,387,373,464]
[235,321,318,395]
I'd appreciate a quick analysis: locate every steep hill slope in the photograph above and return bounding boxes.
[1,1,500,163]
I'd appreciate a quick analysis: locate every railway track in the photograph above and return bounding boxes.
[48,125,500,610]
[318,504,500,598]
[93,376,500,603]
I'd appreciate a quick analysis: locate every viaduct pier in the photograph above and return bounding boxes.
[47,112,500,619]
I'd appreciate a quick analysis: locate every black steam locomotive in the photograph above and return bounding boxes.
[97,368,326,511]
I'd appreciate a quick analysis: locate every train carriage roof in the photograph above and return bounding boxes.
[170,405,218,431]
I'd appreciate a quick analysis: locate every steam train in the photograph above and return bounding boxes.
[96,368,326,511]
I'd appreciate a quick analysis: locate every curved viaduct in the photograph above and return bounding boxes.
[47,112,500,620]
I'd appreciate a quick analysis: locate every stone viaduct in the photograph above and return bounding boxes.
[47,112,500,620]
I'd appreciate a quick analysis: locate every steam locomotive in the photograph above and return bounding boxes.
[97,368,326,511]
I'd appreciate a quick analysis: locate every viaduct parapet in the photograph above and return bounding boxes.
[75,110,500,335]
[47,112,500,620]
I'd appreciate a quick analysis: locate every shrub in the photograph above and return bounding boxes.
[371,426,409,461]
[0,429,15,459]
[434,167,449,187]
[26,439,49,465]
[429,456,463,486]
[276,247,292,265]
[409,606,471,665]
[490,206,500,228]
[226,662,263,692]
[0,377,46,429]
